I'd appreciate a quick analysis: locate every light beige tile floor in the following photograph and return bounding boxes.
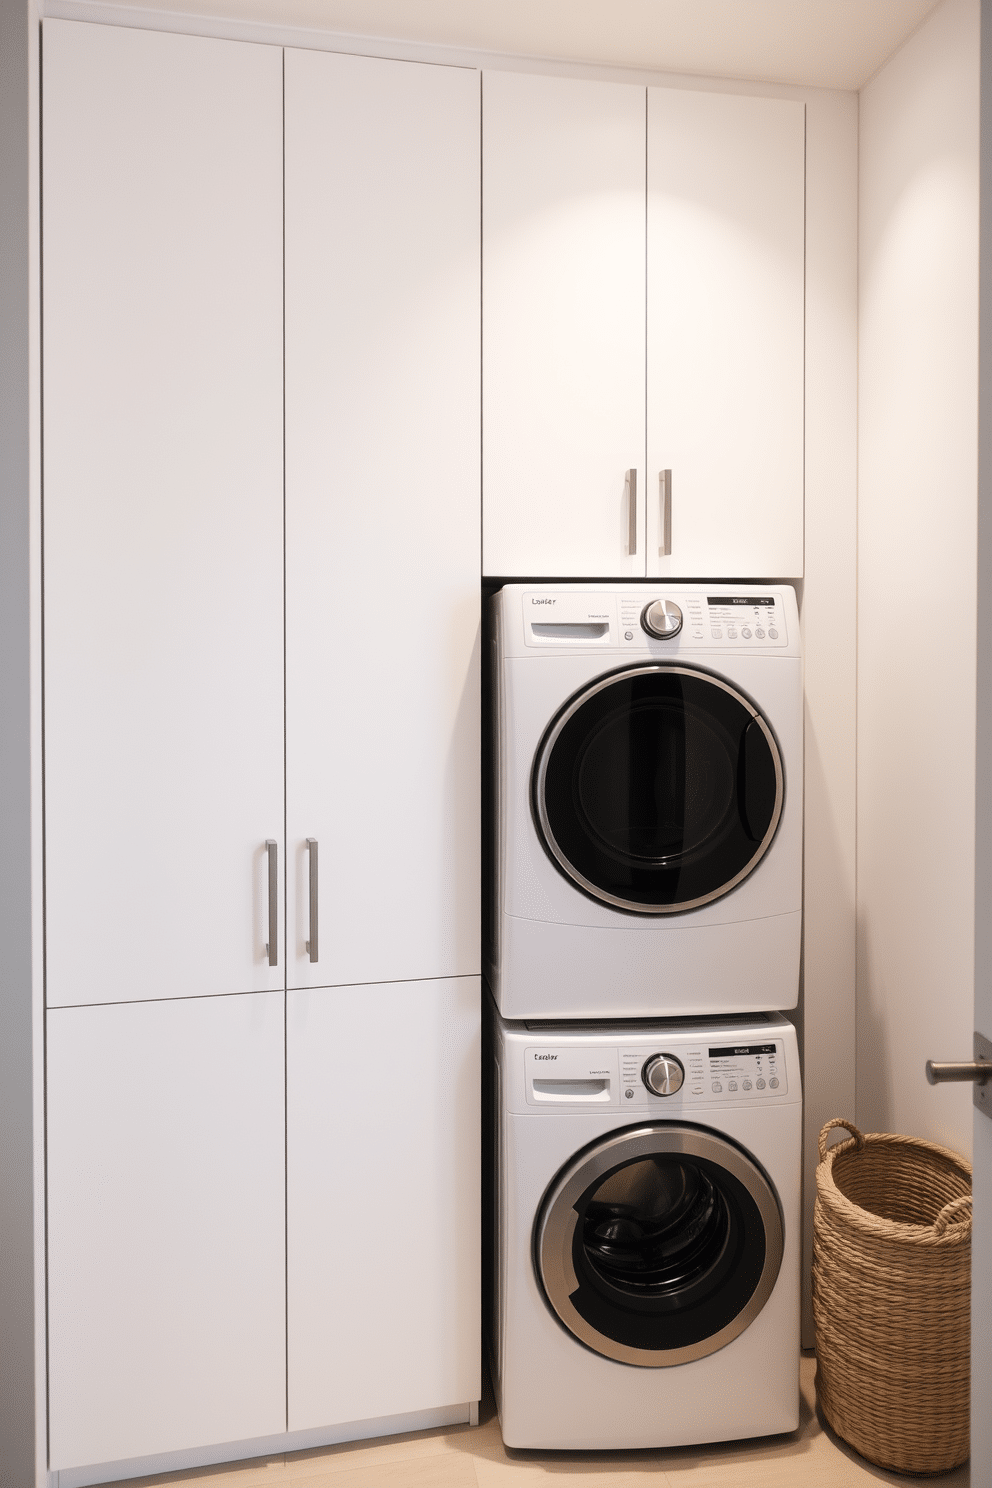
[101,1356,970,1488]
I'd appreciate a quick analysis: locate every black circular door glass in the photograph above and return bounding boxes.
[569,1152,766,1352]
[534,665,782,912]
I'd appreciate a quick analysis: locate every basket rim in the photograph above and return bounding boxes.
[816,1129,972,1244]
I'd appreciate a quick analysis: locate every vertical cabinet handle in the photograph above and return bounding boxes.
[659,470,672,556]
[265,839,278,966]
[305,838,318,963]
[626,468,637,555]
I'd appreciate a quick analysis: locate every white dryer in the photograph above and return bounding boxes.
[488,582,802,1019]
[489,1007,801,1450]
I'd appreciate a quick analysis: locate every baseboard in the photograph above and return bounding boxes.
[52,1401,479,1488]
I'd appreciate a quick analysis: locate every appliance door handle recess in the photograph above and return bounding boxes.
[265,838,278,966]
[305,837,318,963]
[626,469,637,555]
[659,470,672,556]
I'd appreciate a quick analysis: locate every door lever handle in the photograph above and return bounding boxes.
[926,1061,990,1083]
[926,1031,992,1117]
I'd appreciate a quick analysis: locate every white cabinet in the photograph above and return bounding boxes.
[284,48,481,992]
[42,21,481,1473]
[482,71,806,580]
[646,88,805,577]
[482,70,646,578]
[47,994,286,1469]
[287,978,480,1431]
[42,20,285,1007]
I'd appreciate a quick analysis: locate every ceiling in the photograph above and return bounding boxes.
[90,0,945,90]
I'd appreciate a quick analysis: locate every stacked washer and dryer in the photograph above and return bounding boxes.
[486,582,803,1450]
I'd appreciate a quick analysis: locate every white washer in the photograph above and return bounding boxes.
[488,582,802,1019]
[489,1006,801,1449]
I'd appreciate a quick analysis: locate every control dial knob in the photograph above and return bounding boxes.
[643,1053,685,1097]
[641,599,683,640]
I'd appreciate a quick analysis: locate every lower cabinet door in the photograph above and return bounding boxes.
[47,994,286,1470]
[287,977,481,1432]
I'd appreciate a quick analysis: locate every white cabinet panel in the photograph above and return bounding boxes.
[482,70,646,578]
[646,89,805,578]
[285,49,480,991]
[287,978,481,1431]
[47,993,286,1468]
[42,20,284,1006]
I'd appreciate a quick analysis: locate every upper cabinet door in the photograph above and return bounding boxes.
[42,21,284,1006]
[482,71,647,578]
[284,50,481,991]
[646,89,805,578]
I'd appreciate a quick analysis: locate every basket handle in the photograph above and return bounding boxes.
[933,1194,972,1236]
[818,1117,865,1163]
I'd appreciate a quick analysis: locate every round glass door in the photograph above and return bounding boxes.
[533,664,784,914]
[535,1124,784,1367]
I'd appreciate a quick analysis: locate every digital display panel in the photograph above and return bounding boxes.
[709,1044,777,1057]
[706,597,775,606]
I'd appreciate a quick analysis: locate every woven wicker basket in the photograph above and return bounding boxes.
[812,1117,972,1475]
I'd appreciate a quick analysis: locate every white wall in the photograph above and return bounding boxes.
[798,89,858,1344]
[858,0,979,1156]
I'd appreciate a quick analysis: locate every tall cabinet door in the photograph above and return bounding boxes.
[47,993,286,1468]
[482,70,646,578]
[646,89,805,578]
[42,20,285,1007]
[284,49,481,991]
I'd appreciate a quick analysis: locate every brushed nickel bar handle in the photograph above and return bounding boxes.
[659,470,672,556]
[626,469,637,555]
[305,838,318,963]
[265,839,278,966]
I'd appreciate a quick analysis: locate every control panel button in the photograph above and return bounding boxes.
[742,626,752,639]
[641,600,683,640]
[769,1077,780,1089]
[756,1077,766,1090]
[711,1081,723,1093]
[643,1053,685,1096]
[728,1080,738,1092]
[742,1078,753,1091]
[755,628,765,639]
[769,628,779,639]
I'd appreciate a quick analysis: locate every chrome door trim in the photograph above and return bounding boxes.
[532,663,784,915]
[534,1123,784,1368]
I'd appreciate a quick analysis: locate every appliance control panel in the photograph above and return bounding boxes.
[618,593,786,648]
[624,1040,787,1103]
[514,585,794,655]
[522,1038,789,1110]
